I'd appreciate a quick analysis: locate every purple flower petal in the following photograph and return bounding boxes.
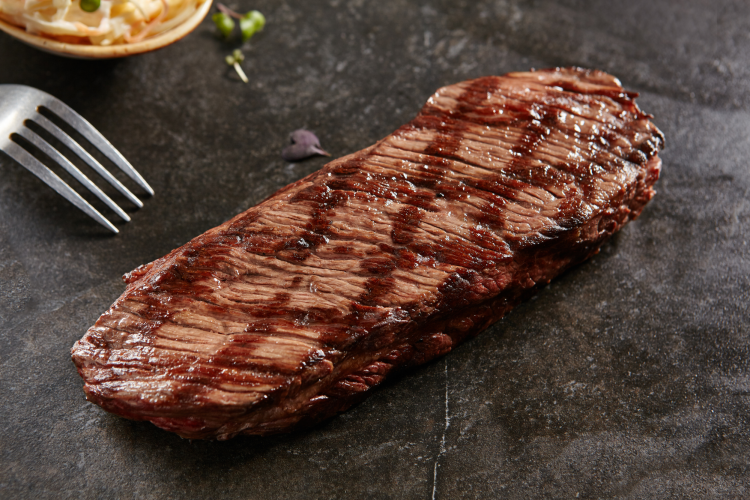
[282,129,330,162]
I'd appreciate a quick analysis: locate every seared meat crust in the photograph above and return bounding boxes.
[72,68,664,440]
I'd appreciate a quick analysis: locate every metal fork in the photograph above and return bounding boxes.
[0,84,153,234]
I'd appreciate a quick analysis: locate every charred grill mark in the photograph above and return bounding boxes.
[390,205,424,245]
[331,245,354,255]
[294,176,352,237]
[275,249,312,263]
[358,277,397,306]
[360,257,396,275]
[272,292,291,305]
[378,243,422,270]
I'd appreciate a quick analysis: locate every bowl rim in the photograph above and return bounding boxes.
[0,0,212,59]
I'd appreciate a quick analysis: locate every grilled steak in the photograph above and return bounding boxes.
[71,67,664,440]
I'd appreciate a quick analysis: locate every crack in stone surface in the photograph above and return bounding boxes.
[432,358,450,500]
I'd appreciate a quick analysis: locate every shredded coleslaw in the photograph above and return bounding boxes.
[0,0,207,45]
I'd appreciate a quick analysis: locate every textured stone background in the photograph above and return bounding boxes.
[1,0,748,498]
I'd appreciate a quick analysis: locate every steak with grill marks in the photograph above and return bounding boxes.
[71,67,664,440]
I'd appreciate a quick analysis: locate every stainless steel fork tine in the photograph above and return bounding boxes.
[1,84,151,233]
[31,112,144,209]
[43,99,155,196]
[3,141,119,234]
[16,126,131,222]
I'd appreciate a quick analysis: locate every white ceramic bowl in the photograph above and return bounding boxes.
[0,0,212,59]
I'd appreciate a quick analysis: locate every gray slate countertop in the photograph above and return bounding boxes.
[1,1,748,498]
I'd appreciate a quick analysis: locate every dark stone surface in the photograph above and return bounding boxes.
[1,0,748,498]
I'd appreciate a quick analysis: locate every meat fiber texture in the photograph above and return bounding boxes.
[71,68,664,440]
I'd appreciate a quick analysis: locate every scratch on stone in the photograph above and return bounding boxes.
[432,358,450,500]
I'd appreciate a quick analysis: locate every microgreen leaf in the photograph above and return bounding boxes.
[212,12,235,38]
[231,49,245,62]
[225,49,248,83]
[240,10,265,42]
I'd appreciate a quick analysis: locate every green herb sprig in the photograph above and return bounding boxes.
[213,4,265,42]
[225,49,248,83]
[212,11,235,38]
